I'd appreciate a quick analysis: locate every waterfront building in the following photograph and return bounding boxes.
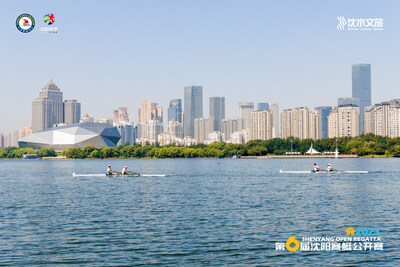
[19,122,120,152]
[257,103,269,111]
[184,86,203,137]
[230,131,246,144]
[194,117,213,144]
[238,102,254,130]
[250,110,273,141]
[139,99,152,123]
[206,131,224,144]
[221,117,244,142]
[352,63,371,134]
[209,97,225,132]
[38,79,63,126]
[364,100,400,138]
[32,97,53,133]
[168,99,182,123]
[167,120,183,138]
[137,120,163,144]
[328,105,360,138]
[268,103,280,138]
[116,122,137,146]
[64,100,81,124]
[281,107,320,140]
[315,106,332,138]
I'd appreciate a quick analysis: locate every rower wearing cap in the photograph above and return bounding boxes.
[122,166,128,175]
[107,165,112,176]
[327,163,334,172]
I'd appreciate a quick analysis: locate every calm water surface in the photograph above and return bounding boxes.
[0,158,399,265]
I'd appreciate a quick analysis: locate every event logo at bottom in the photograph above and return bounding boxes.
[16,13,35,33]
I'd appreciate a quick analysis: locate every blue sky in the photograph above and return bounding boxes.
[1,0,399,132]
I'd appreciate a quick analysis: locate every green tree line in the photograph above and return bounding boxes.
[2,134,400,159]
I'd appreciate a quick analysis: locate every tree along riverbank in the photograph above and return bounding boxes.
[2,134,400,159]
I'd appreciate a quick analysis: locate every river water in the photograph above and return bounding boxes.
[0,158,399,265]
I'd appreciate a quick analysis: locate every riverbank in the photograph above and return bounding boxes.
[242,154,359,159]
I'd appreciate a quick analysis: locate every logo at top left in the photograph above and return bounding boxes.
[16,13,35,33]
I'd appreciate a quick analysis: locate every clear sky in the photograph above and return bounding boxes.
[1,0,399,133]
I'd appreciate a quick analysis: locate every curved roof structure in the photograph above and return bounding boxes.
[18,122,120,152]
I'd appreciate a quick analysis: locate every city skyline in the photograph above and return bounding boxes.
[1,1,399,133]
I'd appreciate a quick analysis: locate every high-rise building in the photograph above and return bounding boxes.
[0,133,4,148]
[315,106,332,139]
[338,97,360,107]
[20,126,32,139]
[281,107,320,140]
[113,107,129,124]
[139,99,152,123]
[194,117,213,144]
[32,97,53,133]
[250,110,273,141]
[167,121,184,138]
[39,79,63,125]
[209,97,225,132]
[151,103,163,122]
[364,100,400,138]
[352,63,371,134]
[221,117,244,142]
[64,100,81,124]
[168,99,182,123]
[257,103,269,111]
[238,102,254,130]
[268,103,280,138]
[328,105,360,138]
[184,86,203,137]
[116,123,137,145]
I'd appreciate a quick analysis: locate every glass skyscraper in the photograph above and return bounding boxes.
[184,86,203,137]
[209,97,225,132]
[315,106,332,139]
[352,63,371,133]
[257,103,269,111]
[168,99,182,123]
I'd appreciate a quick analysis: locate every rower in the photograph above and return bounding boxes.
[313,163,320,172]
[327,163,333,172]
[107,165,112,176]
[122,166,128,175]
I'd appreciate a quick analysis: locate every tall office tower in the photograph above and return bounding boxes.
[0,133,3,148]
[194,117,214,144]
[32,97,53,133]
[113,110,119,124]
[338,97,360,107]
[315,106,332,138]
[184,86,203,137]
[257,103,269,111]
[63,100,81,124]
[281,107,320,140]
[151,103,163,122]
[352,63,371,134]
[209,97,225,132]
[116,123,137,145]
[147,120,164,144]
[250,110,273,141]
[168,120,184,138]
[328,105,360,138]
[113,107,129,123]
[268,103,279,138]
[139,99,152,123]
[221,117,244,142]
[363,100,400,138]
[38,79,63,125]
[168,99,182,123]
[238,102,254,130]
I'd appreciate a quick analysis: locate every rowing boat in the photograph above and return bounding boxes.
[72,172,166,177]
[279,170,368,174]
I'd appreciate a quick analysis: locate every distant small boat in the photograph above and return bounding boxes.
[279,169,368,174]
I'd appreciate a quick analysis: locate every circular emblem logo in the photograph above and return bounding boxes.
[44,13,55,25]
[16,13,35,33]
